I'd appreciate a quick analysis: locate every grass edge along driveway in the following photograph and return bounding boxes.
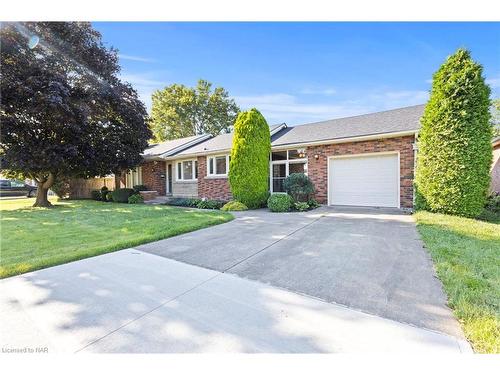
[415,211,500,353]
[0,198,233,279]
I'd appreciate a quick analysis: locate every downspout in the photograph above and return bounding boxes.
[413,132,418,209]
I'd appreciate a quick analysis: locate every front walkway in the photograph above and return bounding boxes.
[0,249,470,353]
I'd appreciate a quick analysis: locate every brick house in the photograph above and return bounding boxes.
[125,105,425,209]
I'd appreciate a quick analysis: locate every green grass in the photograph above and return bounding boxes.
[0,198,233,278]
[415,210,500,353]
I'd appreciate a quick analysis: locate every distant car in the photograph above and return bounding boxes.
[0,179,37,197]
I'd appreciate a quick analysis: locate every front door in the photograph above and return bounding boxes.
[167,163,173,194]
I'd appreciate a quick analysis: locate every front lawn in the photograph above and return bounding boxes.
[0,198,233,278]
[415,211,500,353]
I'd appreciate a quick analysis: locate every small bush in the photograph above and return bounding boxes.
[111,188,135,203]
[90,190,101,201]
[267,194,293,212]
[128,193,144,204]
[100,186,109,201]
[294,202,309,211]
[167,198,200,207]
[105,191,114,202]
[188,198,202,207]
[283,173,315,202]
[221,200,248,211]
[133,184,148,193]
[307,198,320,209]
[196,199,225,210]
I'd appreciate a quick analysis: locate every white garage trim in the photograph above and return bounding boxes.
[327,151,400,208]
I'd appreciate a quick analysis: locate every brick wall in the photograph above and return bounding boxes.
[306,136,415,208]
[197,156,232,201]
[141,161,166,195]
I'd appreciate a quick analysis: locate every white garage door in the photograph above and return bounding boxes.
[328,153,399,207]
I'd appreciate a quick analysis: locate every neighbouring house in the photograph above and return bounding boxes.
[126,105,424,209]
[491,136,500,194]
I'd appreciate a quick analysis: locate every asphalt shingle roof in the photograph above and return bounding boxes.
[174,124,285,157]
[142,135,208,158]
[169,105,424,158]
[271,104,424,147]
[175,133,234,157]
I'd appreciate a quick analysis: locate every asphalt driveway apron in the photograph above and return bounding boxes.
[138,206,465,339]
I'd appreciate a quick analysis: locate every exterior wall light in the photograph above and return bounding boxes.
[314,154,319,160]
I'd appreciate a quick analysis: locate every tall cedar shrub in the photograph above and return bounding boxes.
[229,109,271,208]
[415,49,492,217]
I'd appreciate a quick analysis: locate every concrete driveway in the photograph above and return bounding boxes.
[1,249,470,353]
[138,206,464,339]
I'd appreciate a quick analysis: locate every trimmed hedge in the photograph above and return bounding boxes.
[415,49,492,217]
[267,194,293,212]
[283,173,315,202]
[196,199,225,210]
[229,109,271,208]
[166,198,224,210]
[111,188,135,203]
[167,198,201,207]
[221,200,248,211]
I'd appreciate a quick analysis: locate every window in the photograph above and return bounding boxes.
[11,180,25,187]
[270,149,308,193]
[177,160,198,181]
[125,167,142,188]
[207,155,229,177]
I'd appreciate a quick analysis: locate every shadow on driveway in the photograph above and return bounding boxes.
[138,206,465,339]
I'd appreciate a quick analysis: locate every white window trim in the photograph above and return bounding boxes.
[177,159,198,182]
[207,154,230,178]
[269,149,308,193]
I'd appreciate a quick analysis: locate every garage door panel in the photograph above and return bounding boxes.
[329,154,399,207]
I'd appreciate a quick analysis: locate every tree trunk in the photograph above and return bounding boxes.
[114,172,121,190]
[33,185,51,207]
[33,173,55,208]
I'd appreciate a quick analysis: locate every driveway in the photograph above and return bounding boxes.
[138,206,465,339]
[1,249,470,353]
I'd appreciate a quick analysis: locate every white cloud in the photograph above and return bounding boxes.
[234,89,429,125]
[300,87,337,96]
[120,72,169,111]
[234,93,371,125]
[369,90,429,104]
[118,54,157,63]
[486,76,500,89]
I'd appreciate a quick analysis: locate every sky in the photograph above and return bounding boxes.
[93,22,500,126]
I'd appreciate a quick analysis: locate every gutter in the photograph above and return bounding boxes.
[270,130,419,150]
[161,130,419,160]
